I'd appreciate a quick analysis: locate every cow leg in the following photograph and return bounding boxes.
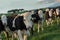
[23,30,27,40]
[3,31,8,40]
[24,34,27,40]
[57,17,59,24]
[4,25,9,40]
[51,19,53,25]
[11,31,18,40]
[38,21,40,33]
[12,33,14,40]
[49,18,53,25]
[0,35,1,40]
[49,18,51,24]
[46,20,49,26]
[0,31,8,40]
[41,20,44,31]
[26,30,30,36]
[50,18,53,25]
[0,32,2,40]
[17,30,23,40]
[31,26,34,35]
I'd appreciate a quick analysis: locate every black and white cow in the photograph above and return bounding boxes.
[0,19,5,33]
[45,8,50,26]
[0,12,33,40]
[0,15,8,40]
[55,8,60,24]
[45,8,54,26]
[12,12,33,40]
[48,9,54,25]
[0,19,6,40]
[0,14,17,40]
[31,9,44,33]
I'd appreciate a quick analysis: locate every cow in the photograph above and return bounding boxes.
[0,15,8,40]
[56,8,60,17]
[45,8,55,26]
[45,8,50,26]
[48,9,54,25]
[0,12,32,40]
[12,12,33,40]
[31,9,44,33]
[0,19,5,40]
[38,10,44,32]
[53,8,60,18]
[0,10,44,40]
[55,8,60,24]
[0,14,17,40]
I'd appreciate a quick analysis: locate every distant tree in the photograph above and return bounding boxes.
[19,9,24,12]
[7,9,24,14]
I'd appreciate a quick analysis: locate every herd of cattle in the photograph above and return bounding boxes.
[0,8,60,40]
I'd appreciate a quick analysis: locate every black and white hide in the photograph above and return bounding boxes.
[13,12,33,40]
[0,15,8,40]
[31,10,44,33]
[55,8,60,24]
[45,9,54,25]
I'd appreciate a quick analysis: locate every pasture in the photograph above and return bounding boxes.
[0,14,60,40]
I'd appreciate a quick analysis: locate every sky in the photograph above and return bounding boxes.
[0,0,59,13]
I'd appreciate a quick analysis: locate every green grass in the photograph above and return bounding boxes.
[27,18,60,40]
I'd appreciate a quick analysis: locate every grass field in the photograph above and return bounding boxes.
[27,18,60,40]
[1,15,60,40]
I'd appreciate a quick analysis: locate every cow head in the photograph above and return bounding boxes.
[31,10,43,23]
[21,12,33,29]
[56,8,60,16]
[1,15,7,26]
[49,9,53,17]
